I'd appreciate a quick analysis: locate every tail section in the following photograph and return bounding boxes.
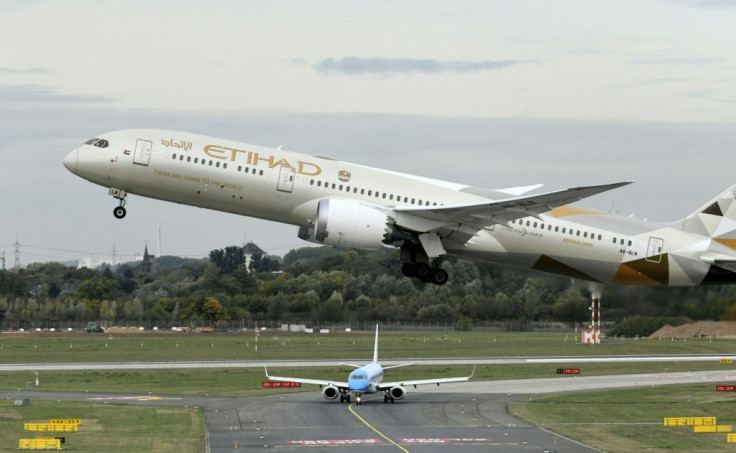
[372,324,379,364]
[682,183,736,245]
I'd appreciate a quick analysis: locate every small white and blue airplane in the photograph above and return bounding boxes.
[265,326,474,405]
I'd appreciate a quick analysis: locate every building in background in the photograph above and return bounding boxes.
[141,244,156,275]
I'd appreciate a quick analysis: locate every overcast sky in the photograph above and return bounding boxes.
[1,0,736,266]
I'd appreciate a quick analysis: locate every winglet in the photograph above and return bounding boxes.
[373,324,379,364]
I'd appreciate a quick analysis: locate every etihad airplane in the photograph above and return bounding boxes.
[265,326,474,405]
[63,129,736,286]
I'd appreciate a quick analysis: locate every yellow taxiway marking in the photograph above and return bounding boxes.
[348,402,410,453]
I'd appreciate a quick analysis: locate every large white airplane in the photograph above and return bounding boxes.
[63,129,736,286]
[265,326,474,405]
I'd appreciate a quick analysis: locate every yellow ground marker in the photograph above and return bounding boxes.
[348,401,410,453]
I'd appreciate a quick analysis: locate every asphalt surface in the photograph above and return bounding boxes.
[2,354,735,371]
[6,369,736,452]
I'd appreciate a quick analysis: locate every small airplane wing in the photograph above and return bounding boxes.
[264,366,349,389]
[395,182,631,227]
[377,366,475,390]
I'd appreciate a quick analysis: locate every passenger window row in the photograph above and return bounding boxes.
[172,152,440,206]
[510,218,606,241]
[308,178,438,206]
[172,153,268,175]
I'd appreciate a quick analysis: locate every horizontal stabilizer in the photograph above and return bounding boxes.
[701,255,736,271]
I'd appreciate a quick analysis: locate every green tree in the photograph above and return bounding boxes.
[202,296,230,324]
[76,277,119,301]
[209,246,245,274]
[417,303,454,323]
[552,287,590,322]
[0,270,29,297]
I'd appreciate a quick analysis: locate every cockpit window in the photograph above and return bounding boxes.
[85,138,99,145]
[350,374,367,380]
[94,139,109,148]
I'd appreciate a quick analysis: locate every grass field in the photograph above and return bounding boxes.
[0,399,204,453]
[0,330,732,363]
[1,330,734,396]
[509,384,736,453]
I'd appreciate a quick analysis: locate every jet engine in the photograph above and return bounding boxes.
[322,385,340,400]
[312,199,392,249]
[389,386,406,400]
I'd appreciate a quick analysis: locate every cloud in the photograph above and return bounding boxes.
[631,56,724,66]
[0,67,51,75]
[685,89,736,104]
[674,0,736,8]
[310,56,529,77]
[0,84,113,105]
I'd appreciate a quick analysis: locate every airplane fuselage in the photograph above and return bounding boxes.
[348,363,383,394]
[63,129,736,286]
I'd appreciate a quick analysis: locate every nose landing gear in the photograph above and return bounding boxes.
[109,188,128,219]
[113,204,126,219]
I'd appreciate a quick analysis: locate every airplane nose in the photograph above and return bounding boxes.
[63,148,78,174]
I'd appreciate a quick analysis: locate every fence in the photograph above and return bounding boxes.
[1,319,613,333]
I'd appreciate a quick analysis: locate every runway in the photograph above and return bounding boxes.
[5,370,736,452]
[1,354,735,371]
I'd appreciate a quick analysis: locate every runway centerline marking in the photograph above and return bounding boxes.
[348,402,410,453]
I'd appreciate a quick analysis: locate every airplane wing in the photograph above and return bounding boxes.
[394,182,631,228]
[264,366,349,389]
[377,366,475,390]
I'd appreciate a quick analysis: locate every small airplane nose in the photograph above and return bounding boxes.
[63,148,78,174]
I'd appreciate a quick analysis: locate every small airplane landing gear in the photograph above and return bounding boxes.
[109,187,128,219]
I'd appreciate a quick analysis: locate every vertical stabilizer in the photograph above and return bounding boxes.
[682,183,736,245]
[373,324,379,364]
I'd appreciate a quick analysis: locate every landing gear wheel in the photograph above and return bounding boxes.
[390,397,395,403]
[384,394,388,403]
[401,263,417,278]
[431,268,449,286]
[340,395,345,403]
[346,395,351,403]
[416,263,432,282]
[356,396,362,405]
[113,206,127,219]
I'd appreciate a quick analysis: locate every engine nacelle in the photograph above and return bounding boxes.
[312,199,391,249]
[322,385,339,400]
[389,386,406,400]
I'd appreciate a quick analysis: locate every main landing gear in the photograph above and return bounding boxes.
[401,262,449,286]
[383,394,395,403]
[339,393,351,403]
[109,188,128,219]
[398,236,449,286]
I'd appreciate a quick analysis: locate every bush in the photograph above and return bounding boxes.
[608,316,693,337]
